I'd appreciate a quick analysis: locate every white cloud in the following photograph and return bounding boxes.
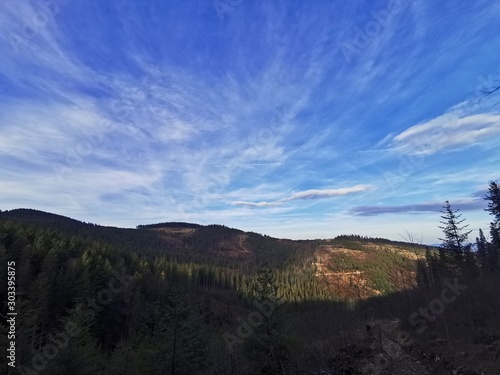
[231,184,372,208]
[391,104,500,155]
[285,185,371,200]
[0,101,115,164]
[230,200,282,208]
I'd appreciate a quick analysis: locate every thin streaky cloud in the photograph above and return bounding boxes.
[351,198,486,217]
[388,104,500,155]
[232,185,372,208]
[0,1,499,243]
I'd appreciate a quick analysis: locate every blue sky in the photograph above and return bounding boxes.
[1,0,500,243]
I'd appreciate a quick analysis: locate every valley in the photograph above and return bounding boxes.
[1,206,499,374]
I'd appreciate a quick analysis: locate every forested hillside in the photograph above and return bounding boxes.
[0,180,499,374]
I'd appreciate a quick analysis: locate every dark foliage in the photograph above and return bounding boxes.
[2,179,500,374]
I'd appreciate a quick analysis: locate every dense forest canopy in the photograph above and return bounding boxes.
[1,179,499,374]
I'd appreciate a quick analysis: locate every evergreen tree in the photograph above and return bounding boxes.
[244,266,292,374]
[484,181,500,223]
[132,291,207,375]
[484,181,500,271]
[476,228,490,275]
[44,306,105,375]
[421,248,438,288]
[438,201,472,271]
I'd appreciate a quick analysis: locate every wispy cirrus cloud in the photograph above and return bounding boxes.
[388,104,500,156]
[231,200,282,208]
[1,1,499,243]
[285,185,372,200]
[232,184,372,208]
[351,195,486,217]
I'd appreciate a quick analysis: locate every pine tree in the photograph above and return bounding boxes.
[476,229,490,275]
[484,181,500,271]
[43,306,105,375]
[484,181,500,223]
[422,248,438,288]
[244,266,292,374]
[131,291,207,375]
[438,201,472,271]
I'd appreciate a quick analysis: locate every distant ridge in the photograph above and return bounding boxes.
[0,209,229,232]
[137,222,202,229]
[0,208,92,225]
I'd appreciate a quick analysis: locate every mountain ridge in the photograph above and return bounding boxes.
[0,208,436,246]
[0,207,431,299]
